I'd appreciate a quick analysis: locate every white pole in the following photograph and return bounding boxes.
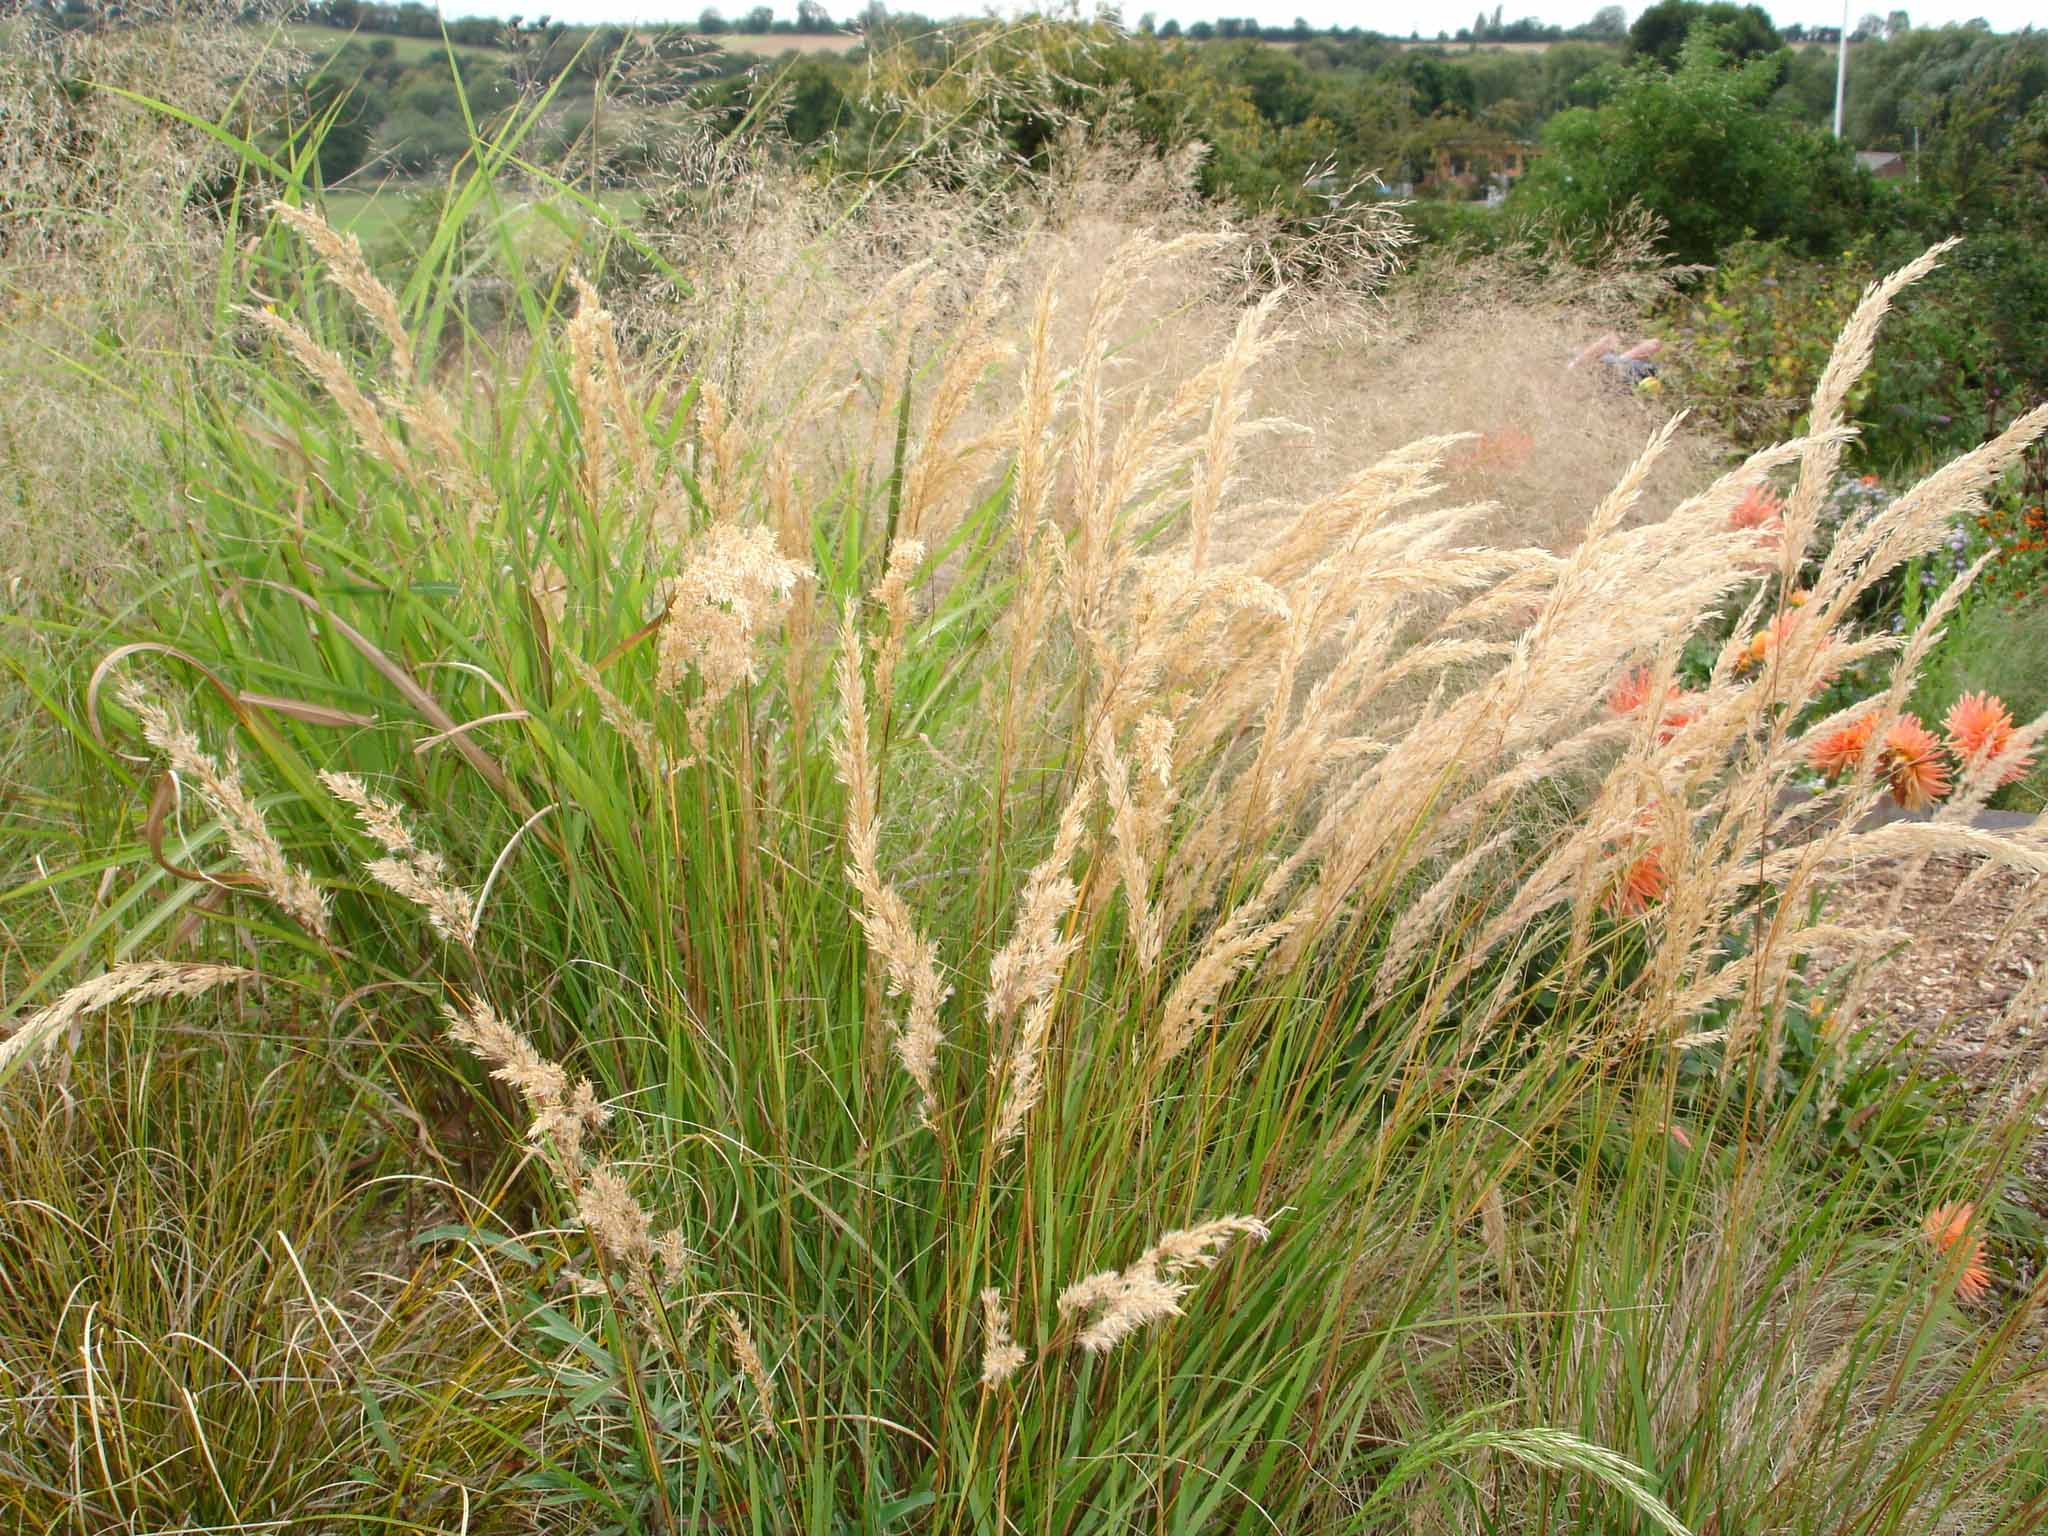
[1833,0,1850,139]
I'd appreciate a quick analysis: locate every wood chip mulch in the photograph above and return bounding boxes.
[1805,849,2048,1183]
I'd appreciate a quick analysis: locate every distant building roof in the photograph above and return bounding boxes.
[1856,150,1908,177]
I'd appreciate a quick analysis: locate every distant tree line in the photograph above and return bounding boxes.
[297,0,855,41]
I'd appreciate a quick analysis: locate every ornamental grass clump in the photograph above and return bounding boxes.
[8,104,2048,1533]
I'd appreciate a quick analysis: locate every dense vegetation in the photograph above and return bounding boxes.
[249,5,2048,468]
[3,6,2047,1533]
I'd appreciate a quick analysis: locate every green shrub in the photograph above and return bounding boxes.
[1510,39,1870,266]
[1669,235,2048,476]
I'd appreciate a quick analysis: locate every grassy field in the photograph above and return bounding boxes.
[321,181,415,243]
[289,21,865,61]
[5,16,2048,1536]
[323,180,642,257]
[287,21,505,62]
[692,30,866,55]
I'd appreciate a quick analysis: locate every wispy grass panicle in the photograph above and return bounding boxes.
[320,771,476,946]
[655,522,809,748]
[269,199,413,377]
[265,197,494,515]
[870,536,925,718]
[896,263,1011,543]
[118,681,330,940]
[1059,1217,1270,1354]
[0,961,256,1079]
[978,1287,1027,1386]
[442,994,690,1292]
[987,776,1094,1148]
[562,648,665,779]
[834,611,953,1124]
[243,303,417,486]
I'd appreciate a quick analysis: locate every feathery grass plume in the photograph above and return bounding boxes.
[720,1306,775,1433]
[243,304,416,485]
[1156,852,1309,1068]
[580,273,654,505]
[562,648,664,778]
[1476,1183,1509,1267]
[654,523,809,748]
[1778,526,2040,1044]
[1058,1216,1269,1354]
[565,273,614,513]
[990,995,1056,1152]
[442,994,608,1171]
[442,995,692,1304]
[1060,230,1238,663]
[996,518,1062,806]
[1095,729,1165,973]
[1315,439,1800,1005]
[577,1161,668,1275]
[1375,830,1516,1000]
[833,610,953,1124]
[1811,409,2048,635]
[1187,290,1283,574]
[119,680,330,940]
[870,537,925,717]
[319,771,476,945]
[987,778,1094,1148]
[266,200,491,511]
[0,962,256,1079]
[444,996,573,1135]
[1056,1269,1190,1356]
[896,263,1011,543]
[269,199,412,377]
[862,266,941,474]
[1784,241,1956,558]
[768,445,821,742]
[1009,258,1064,543]
[978,1288,1027,1386]
[991,261,1071,796]
[985,775,1095,1027]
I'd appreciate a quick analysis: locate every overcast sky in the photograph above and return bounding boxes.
[437,2,2042,35]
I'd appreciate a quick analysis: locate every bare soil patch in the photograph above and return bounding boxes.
[1808,847,2048,1179]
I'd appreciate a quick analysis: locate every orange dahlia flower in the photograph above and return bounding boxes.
[1729,483,1786,532]
[1607,847,1669,916]
[1944,691,2034,786]
[1657,690,1705,743]
[1922,1202,1992,1303]
[1882,714,1952,811]
[1608,668,1702,743]
[1809,716,1876,781]
[1736,605,1821,675]
[1608,666,1653,716]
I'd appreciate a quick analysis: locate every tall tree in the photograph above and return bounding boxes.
[1627,0,1780,70]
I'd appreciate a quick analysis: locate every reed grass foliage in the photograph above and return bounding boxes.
[5,48,2048,1533]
